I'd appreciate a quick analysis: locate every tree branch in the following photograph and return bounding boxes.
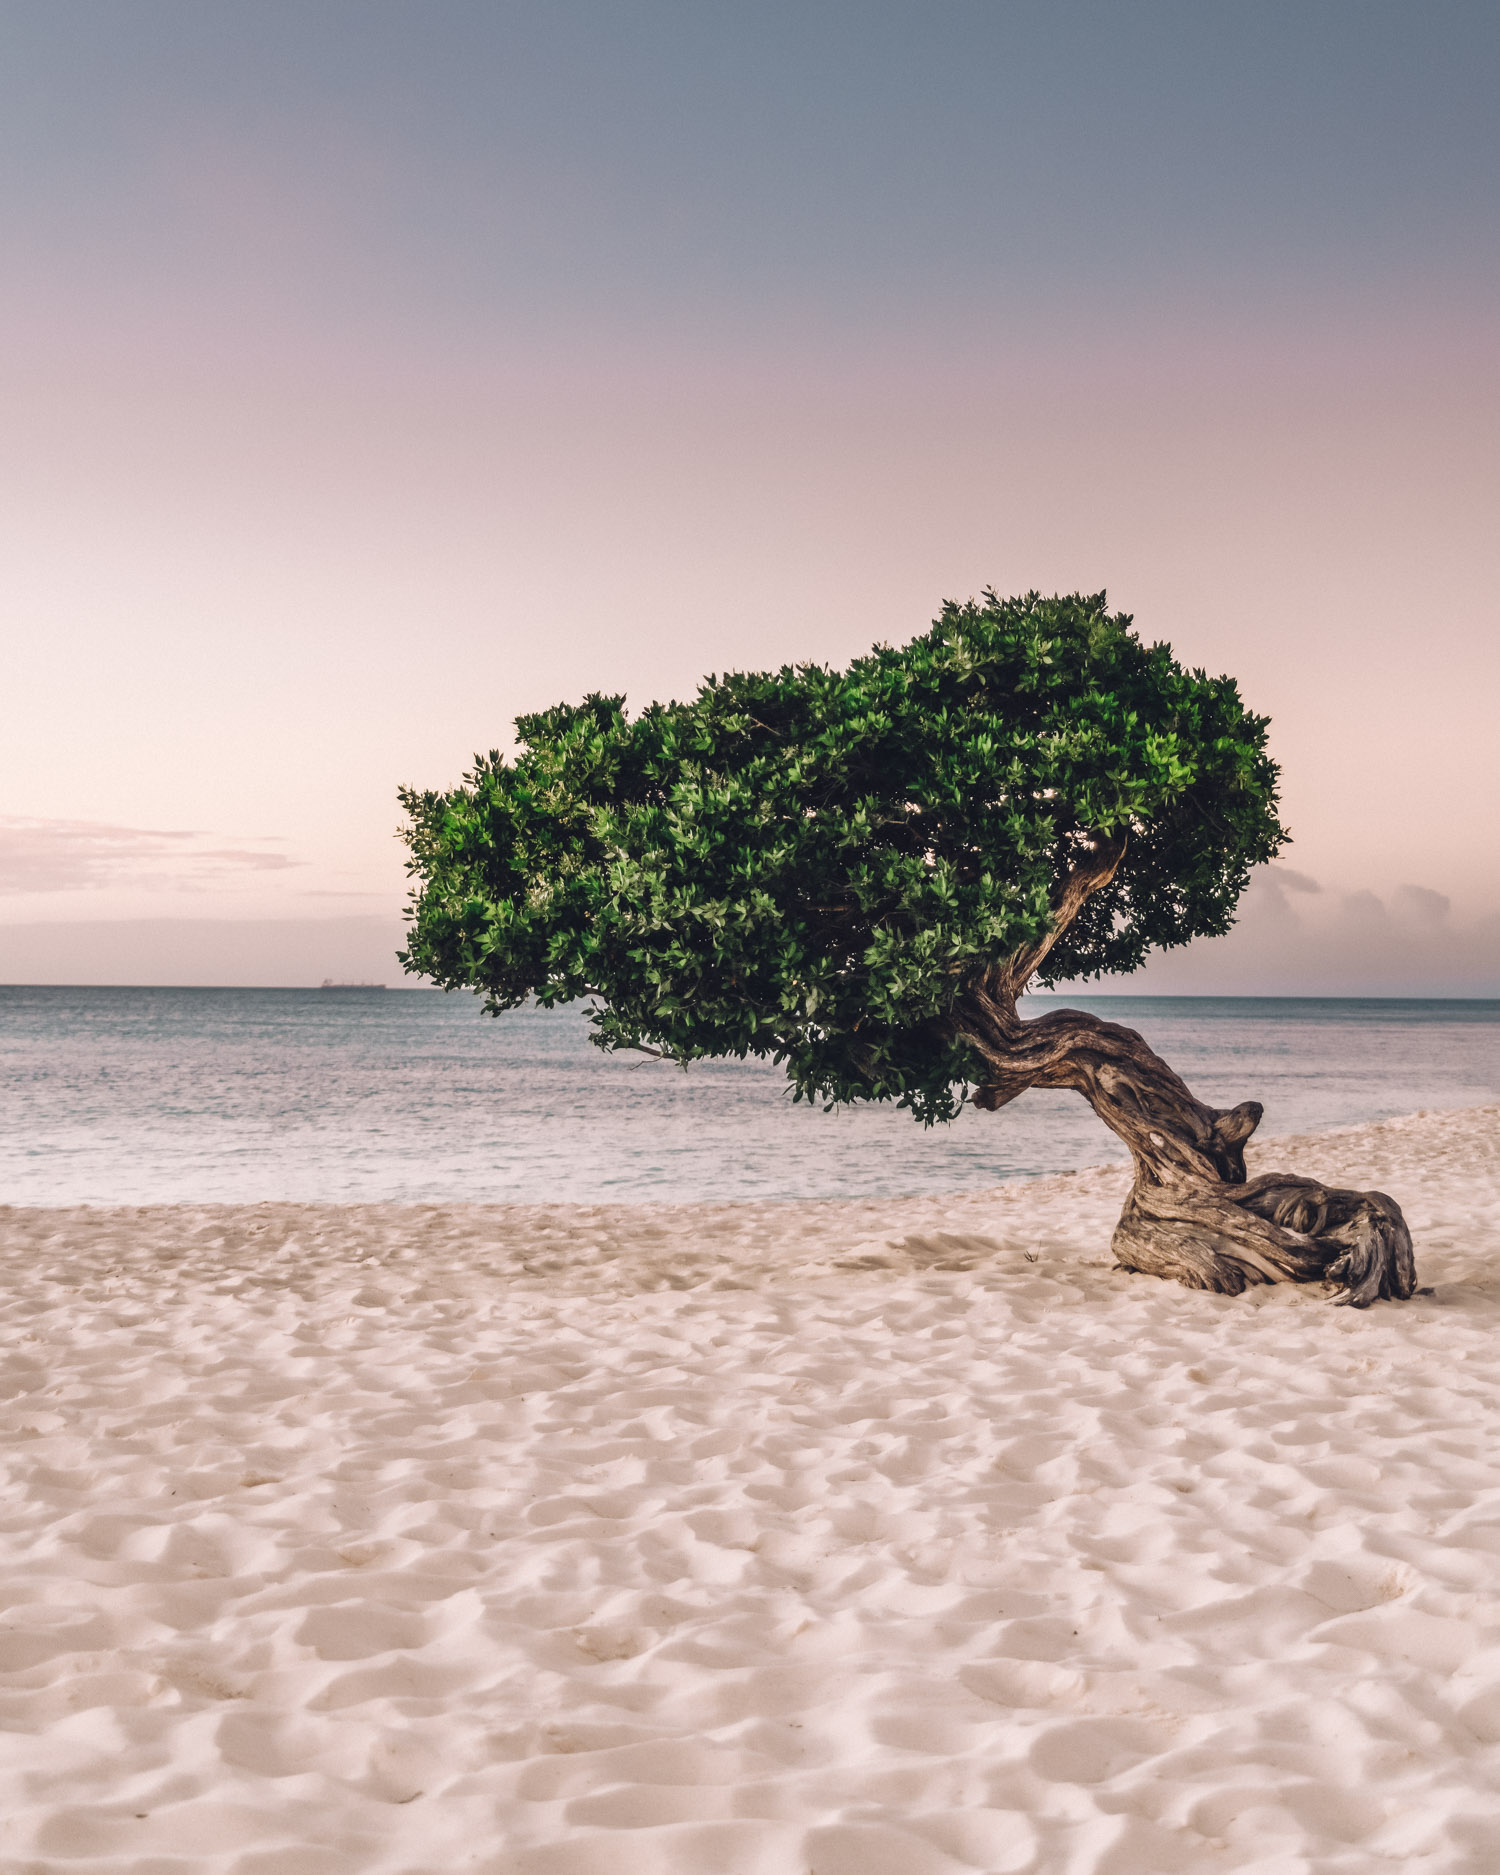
[994,828,1127,1001]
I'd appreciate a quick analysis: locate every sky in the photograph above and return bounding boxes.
[1,1,1497,991]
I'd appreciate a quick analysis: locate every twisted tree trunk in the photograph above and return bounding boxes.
[957,837,1417,1307]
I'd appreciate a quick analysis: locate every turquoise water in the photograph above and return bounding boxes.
[1,988,1495,1206]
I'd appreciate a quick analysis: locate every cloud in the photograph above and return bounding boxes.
[0,816,301,895]
[1121,865,1500,995]
[1395,883,1451,925]
[1268,865,1321,894]
[1239,865,1322,924]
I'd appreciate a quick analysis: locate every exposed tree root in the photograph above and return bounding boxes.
[1112,1169,1416,1306]
[956,842,1417,1305]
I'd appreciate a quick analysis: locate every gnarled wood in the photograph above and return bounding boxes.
[957,837,1417,1307]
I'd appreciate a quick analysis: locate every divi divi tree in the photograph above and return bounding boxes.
[399,591,1415,1307]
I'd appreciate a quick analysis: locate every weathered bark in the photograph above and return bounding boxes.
[958,837,1417,1306]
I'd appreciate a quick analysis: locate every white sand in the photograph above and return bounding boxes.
[2,1107,1499,1875]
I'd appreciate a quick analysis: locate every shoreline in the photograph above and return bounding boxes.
[6,1097,1491,1216]
[5,1105,1493,1299]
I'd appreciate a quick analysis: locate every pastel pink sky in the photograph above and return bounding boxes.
[2,5,1496,990]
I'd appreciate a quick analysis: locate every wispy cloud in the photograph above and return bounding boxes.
[0,816,301,895]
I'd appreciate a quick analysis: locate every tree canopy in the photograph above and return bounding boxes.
[398,590,1285,1122]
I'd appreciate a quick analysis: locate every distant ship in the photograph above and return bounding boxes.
[319,980,387,990]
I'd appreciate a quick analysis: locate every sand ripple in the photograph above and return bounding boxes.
[1,1108,1498,1872]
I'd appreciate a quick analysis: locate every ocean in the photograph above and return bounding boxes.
[2,986,1496,1207]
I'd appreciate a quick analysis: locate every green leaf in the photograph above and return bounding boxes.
[397,590,1285,1125]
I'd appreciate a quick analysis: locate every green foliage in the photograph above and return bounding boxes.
[398,591,1285,1122]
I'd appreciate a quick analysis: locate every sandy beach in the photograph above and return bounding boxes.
[2,1105,1498,1873]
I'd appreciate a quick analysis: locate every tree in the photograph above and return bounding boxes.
[399,590,1415,1306]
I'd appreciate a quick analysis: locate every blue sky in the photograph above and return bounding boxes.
[8,3,1497,333]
